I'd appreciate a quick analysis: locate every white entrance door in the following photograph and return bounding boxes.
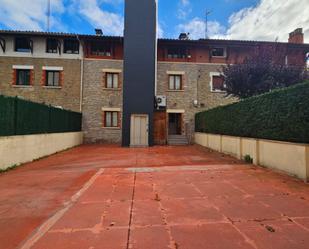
[130,114,149,147]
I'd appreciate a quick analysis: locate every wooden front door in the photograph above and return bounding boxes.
[153,111,167,145]
[168,113,182,135]
[130,114,149,147]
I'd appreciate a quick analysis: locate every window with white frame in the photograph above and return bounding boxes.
[210,73,226,92]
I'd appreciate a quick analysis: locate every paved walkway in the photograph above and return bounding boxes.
[1,145,309,249]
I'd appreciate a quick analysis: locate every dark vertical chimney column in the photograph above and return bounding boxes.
[122,0,157,147]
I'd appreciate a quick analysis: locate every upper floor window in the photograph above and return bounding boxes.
[46,38,59,53]
[167,47,187,59]
[15,37,31,53]
[169,75,182,90]
[105,73,119,88]
[46,71,60,87]
[16,69,31,85]
[91,42,112,56]
[63,39,79,54]
[211,47,226,57]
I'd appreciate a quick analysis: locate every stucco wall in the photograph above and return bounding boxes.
[222,135,241,159]
[195,132,309,181]
[0,36,83,59]
[0,132,83,170]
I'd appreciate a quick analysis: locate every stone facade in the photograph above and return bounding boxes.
[0,57,81,112]
[1,30,307,145]
[82,59,123,143]
[82,59,236,144]
[157,62,236,142]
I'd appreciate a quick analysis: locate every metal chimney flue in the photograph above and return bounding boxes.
[95,29,103,36]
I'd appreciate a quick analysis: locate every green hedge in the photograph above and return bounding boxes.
[0,95,82,136]
[195,81,309,144]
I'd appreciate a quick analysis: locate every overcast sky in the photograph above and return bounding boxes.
[0,0,308,42]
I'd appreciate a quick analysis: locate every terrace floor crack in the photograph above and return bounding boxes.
[126,172,137,249]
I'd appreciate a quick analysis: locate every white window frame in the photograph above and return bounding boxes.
[209,72,226,93]
[42,66,63,71]
[12,65,34,70]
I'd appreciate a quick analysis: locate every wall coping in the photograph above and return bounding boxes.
[195,132,309,147]
[0,131,83,140]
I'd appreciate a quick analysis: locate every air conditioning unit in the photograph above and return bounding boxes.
[156,95,167,108]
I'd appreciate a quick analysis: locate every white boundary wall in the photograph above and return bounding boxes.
[0,132,83,170]
[195,132,309,181]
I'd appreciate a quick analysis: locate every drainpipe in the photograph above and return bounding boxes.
[77,35,84,112]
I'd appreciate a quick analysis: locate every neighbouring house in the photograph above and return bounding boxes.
[0,31,83,112]
[0,17,308,146]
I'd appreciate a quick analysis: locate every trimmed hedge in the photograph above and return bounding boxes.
[195,81,309,144]
[0,95,82,136]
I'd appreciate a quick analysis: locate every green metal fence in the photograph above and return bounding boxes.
[0,95,82,136]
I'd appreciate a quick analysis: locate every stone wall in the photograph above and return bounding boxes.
[0,57,81,112]
[82,59,123,143]
[82,59,236,144]
[157,62,236,142]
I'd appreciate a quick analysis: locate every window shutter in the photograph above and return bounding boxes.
[41,70,46,86]
[103,72,106,88]
[59,71,64,87]
[118,73,122,89]
[102,111,105,127]
[30,70,34,85]
[12,69,16,85]
[117,112,121,128]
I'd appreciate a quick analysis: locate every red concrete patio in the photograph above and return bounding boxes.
[1,145,309,249]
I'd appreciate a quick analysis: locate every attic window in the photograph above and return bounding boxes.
[167,47,188,59]
[15,37,32,53]
[63,39,79,54]
[90,41,112,56]
[46,38,59,53]
[211,47,226,57]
